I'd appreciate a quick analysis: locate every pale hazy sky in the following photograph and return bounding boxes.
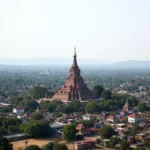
[0,0,150,61]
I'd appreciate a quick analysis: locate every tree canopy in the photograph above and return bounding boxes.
[93,85,105,98]
[20,120,52,138]
[138,103,148,112]
[99,125,115,139]
[29,86,49,99]
[63,124,78,142]
[101,90,112,100]
[85,101,98,114]
[42,142,55,150]
[107,137,121,148]
[53,143,68,150]
[30,112,44,120]
[24,145,41,150]
[0,138,13,150]
[120,140,130,150]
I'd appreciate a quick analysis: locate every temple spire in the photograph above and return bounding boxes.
[73,47,77,66]
[74,47,77,57]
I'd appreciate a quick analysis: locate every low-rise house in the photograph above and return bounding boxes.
[13,107,24,114]
[82,114,96,120]
[127,136,134,143]
[128,113,141,123]
[17,114,28,123]
[43,112,55,121]
[135,133,150,142]
[100,139,109,147]
[135,133,146,141]
[106,115,116,123]
[0,103,11,107]
[114,144,121,150]
[7,113,17,118]
[130,142,145,149]
[116,123,126,129]
[73,139,95,150]
[76,124,98,136]
[87,127,99,134]
[51,122,66,130]
[4,133,29,142]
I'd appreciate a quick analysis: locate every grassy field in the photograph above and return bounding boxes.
[12,138,62,150]
[12,137,113,150]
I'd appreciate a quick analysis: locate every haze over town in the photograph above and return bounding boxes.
[0,0,150,61]
[0,1,150,150]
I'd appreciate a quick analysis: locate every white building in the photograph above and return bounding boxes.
[13,107,24,114]
[82,114,95,120]
[106,115,115,123]
[128,113,141,123]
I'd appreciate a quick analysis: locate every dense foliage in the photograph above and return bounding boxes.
[0,117,22,135]
[0,138,13,150]
[93,85,104,98]
[24,145,41,150]
[1,66,150,98]
[138,103,149,112]
[120,140,130,150]
[99,125,115,139]
[20,120,52,138]
[107,137,121,148]
[63,124,78,142]
[53,143,68,150]
[30,112,44,120]
[42,142,55,150]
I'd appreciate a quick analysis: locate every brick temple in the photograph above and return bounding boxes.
[52,48,93,102]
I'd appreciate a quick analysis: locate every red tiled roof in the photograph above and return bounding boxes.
[77,124,84,128]
[83,139,95,143]
[107,115,114,119]
[14,107,24,110]
[88,127,99,132]
[128,113,140,118]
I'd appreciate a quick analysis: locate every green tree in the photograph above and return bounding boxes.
[99,125,115,139]
[0,106,12,113]
[0,138,13,150]
[120,140,130,150]
[84,101,98,114]
[53,144,68,150]
[93,85,105,98]
[138,103,148,112]
[0,126,6,135]
[24,145,41,150]
[131,123,138,138]
[42,142,55,150]
[30,112,44,120]
[48,104,55,112]
[2,118,21,128]
[9,96,23,106]
[51,100,66,113]
[29,86,49,99]
[19,98,39,111]
[20,121,52,138]
[67,100,82,112]
[63,124,78,142]
[39,100,50,111]
[107,137,121,148]
[8,125,18,134]
[101,90,112,100]
[79,120,94,128]
[134,148,145,150]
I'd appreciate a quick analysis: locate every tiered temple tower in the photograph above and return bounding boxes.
[121,99,130,113]
[52,47,93,102]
